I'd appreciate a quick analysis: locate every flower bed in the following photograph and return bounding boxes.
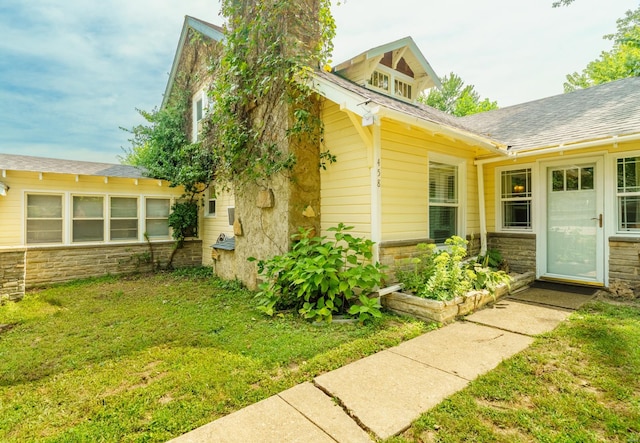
[381,272,535,324]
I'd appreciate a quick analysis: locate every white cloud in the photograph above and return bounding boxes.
[0,0,636,163]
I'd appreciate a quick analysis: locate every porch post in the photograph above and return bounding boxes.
[477,162,488,255]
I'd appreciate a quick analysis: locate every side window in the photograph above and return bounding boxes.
[26,194,63,244]
[72,196,104,242]
[145,198,170,238]
[617,156,640,232]
[110,197,138,241]
[192,89,212,141]
[500,168,532,230]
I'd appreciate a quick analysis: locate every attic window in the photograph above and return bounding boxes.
[394,79,412,99]
[370,71,390,92]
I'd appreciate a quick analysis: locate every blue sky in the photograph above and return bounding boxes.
[0,0,637,163]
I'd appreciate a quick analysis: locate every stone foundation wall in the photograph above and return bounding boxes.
[609,237,640,297]
[22,240,202,288]
[0,249,26,301]
[379,238,432,283]
[487,232,536,274]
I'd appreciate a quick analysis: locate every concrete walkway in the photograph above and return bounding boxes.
[168,286,595,443]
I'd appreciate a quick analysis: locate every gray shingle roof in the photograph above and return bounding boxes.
[458,76,640,151]
[318,71,640,152]
[315,70,482,136]
[0,153,147,179]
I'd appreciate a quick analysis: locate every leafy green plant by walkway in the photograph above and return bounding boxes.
[388,300,640,442]
[252,223,385,323]
[0,269,428,442]
[395,236,511,301]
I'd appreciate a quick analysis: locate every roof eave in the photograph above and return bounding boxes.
[312,74,507,155]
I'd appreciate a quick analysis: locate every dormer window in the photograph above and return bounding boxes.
[394,79,412,100]
[370,71,390,92]
[368,67,415,102]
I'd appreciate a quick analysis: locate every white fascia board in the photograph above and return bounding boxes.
[311,75,375,118]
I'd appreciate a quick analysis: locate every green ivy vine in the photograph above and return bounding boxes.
[203,0,337,185]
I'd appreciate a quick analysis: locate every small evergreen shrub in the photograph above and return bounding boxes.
[251,223,384,324]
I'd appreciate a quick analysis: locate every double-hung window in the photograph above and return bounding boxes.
[26,194,63,244]
[617,156,640,232]
[110,197,138,240]
[146,198,170,238]
[429,161,459,244]
[73,196,104,242]
[499,167,532,230]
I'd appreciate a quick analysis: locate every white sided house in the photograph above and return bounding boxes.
[0,154,202,300]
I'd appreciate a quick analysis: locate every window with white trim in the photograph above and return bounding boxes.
[499,168,532,230]
[207,198,216,217]
[145,198,171,238]
[73,196,104,242]
[429,161,458,244]
[394,79,412,99]
[26,194,63,244]
[369,71,390,92]
[192,89,212,141]
[110,197,138,240]
[617,156,640,232]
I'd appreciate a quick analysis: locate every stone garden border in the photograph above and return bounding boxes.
[380,272,536,324]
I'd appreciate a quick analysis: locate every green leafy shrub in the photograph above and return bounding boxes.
[395,236,511,301]
[251,223,384,324]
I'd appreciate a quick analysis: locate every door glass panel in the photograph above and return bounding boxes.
[547,164,597,279]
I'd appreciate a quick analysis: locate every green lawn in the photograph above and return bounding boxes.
[0,269,429,442]
[389,300,640,443]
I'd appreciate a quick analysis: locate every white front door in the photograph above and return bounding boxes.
[542,158,604,285]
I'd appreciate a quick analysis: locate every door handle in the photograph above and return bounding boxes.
[590,214,602,227]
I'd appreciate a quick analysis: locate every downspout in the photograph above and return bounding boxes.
[477,163,487,256]
[371,120,383,263]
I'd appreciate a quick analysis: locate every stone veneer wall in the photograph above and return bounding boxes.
[609,237,640,297]
[0,249,26,301]
[15,240,202,289]
[486,232,536,274]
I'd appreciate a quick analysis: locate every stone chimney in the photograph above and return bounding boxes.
[225,0,323,289]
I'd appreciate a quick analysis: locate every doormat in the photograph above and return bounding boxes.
[530,280,599,296]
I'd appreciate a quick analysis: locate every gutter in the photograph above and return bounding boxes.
[474,132,640,166]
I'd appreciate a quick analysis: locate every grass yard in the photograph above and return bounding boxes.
[389,300,640,443]
[0,268,429,442]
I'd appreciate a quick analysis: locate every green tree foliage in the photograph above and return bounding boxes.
[420,72,498,116]
[121,87,216,196]
[563,6,640,92]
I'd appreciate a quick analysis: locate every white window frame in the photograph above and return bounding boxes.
[428,153,466,244]
[71,194,105,243]
[144,197,172,239]
[205,188,217,218]
[25,193,64,244]
[614,153,640,234]
[368,66,415,101]
[110,196,139,241]
[192,89,212,141]
[496,164,534,232]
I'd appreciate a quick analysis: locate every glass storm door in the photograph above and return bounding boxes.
[545,161,603,284]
